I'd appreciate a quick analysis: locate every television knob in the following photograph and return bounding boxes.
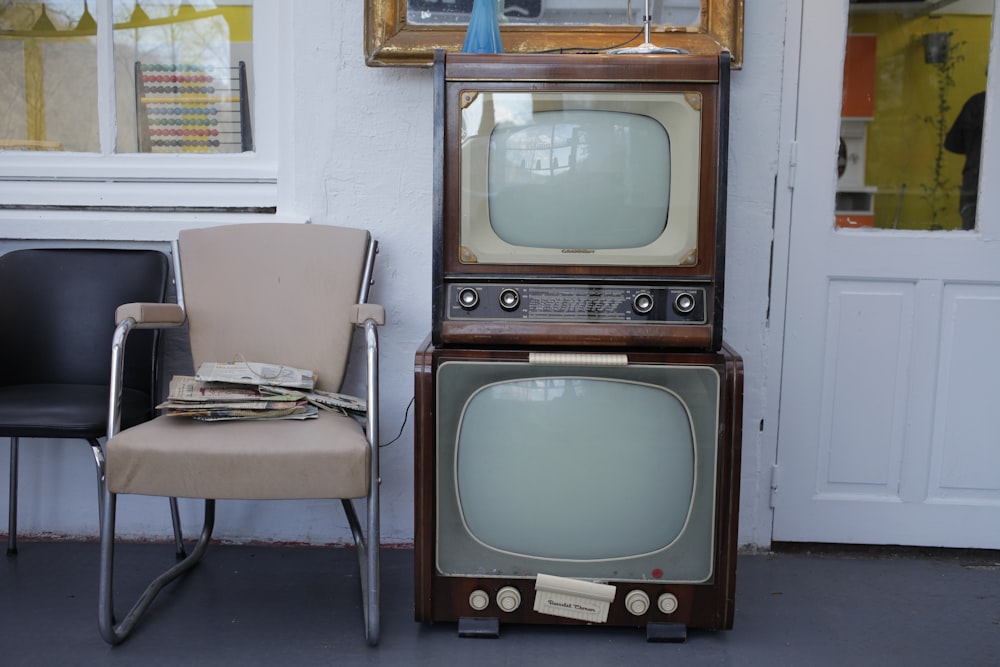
[658,593,679,615]
[496,586,522,612]
[625,590,651,616]
[458,287,480,310]
[673,291,697,315]
[469,589,490,611]
[499,288,520,311]
[632,292,655,315]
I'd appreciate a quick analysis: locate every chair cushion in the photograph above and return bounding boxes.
[0,384,152,439]
[106,410,371,500]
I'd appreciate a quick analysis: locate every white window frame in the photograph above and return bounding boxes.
[0,0,288,217]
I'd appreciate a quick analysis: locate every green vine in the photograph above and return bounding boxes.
[919,32,965,229]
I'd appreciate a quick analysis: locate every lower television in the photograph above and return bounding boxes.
[414,338,743,638]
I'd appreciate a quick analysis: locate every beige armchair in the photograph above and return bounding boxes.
[97,223,384,645]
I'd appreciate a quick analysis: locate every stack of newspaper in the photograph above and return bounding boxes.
[157,361,366,422]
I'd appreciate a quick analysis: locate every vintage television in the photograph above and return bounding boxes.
[431,51,731,350]
[414,338,743,638]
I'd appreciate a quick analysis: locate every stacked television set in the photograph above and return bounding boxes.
[415,50,743,640]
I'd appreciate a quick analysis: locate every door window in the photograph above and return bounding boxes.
[837,2,991,231]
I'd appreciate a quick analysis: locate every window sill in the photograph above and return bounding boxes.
[0,209,309,242]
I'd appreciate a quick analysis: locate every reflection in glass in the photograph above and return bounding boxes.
[488,109,671,249]
[945,89,984,230]
[407,0,701,28]
[838,6,991,231]
[0,1,254,154]
[0,1,99,152]
[113,1,254,153]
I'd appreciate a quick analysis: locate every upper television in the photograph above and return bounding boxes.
[432,51,730,350]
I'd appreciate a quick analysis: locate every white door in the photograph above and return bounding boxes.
[772,1,1000,548]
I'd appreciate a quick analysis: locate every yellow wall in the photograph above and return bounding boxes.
[849,13,991,230]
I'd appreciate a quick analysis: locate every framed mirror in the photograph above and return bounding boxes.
[365,0,744,67]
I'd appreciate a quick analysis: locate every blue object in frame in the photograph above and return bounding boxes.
[462,0,504,54]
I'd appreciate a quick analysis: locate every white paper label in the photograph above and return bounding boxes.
[533,574,616,623]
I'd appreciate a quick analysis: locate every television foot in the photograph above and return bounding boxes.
[458,617,500,638]
[647,622,687,643]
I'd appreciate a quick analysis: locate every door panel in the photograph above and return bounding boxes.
[773,1,1000,548]
[820,281,913,495]
[932,285,1000,496]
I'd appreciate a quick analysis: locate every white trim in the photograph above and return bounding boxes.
[976,4,1000,241]
[0,209,309,242]
[761,0,804,548]
[96,0,116,155]
[275,3,297,215]
[0,180,277,210]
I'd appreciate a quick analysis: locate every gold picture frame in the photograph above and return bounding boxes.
[365,0,744,68]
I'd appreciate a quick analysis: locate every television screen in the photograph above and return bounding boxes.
[460,91,702,266]
[436,358,720,583]
[488,110,671,250]
[456,377,694,560]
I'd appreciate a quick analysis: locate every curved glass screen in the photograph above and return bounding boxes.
[488,110,670,250]
[456,377,694,560]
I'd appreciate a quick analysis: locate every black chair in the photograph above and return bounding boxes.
[0,248,169,555]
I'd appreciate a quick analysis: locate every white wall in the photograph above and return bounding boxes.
[0,1,788,548]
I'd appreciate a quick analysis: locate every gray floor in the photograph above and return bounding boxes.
[2,539,999,666]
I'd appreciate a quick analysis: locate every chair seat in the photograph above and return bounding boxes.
[0,384,152,439]
[106,409,371,500]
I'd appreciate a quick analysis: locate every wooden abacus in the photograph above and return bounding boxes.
[135,61,253,153]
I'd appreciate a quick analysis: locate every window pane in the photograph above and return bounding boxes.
[0,1,99,152]
[113,0,253,153]
[838,6,991,231]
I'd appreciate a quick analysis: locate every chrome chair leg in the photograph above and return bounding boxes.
[98,491,215,645]
[7,436,17,556]
[169,497,185,559]
[89,438,105,536]
[342,495,379,645]
[9,435,112,557]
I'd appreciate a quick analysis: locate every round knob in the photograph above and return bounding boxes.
[624,590,650,616]
[496,586,522,612]
[673,292,696,315]
[458,287,479,310]
[499,288,520,311]
[469,589,490,611]
[658,592,679,614]
[632,292,654,315]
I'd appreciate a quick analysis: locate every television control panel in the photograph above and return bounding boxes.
[447,282,707,325]
[436,279,719,349]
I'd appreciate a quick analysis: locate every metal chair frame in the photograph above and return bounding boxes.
[97,231,381,645]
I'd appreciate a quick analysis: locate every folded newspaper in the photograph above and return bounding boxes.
[159,372,366,422]
[281,387,366,416]
[195,361,317,391]
[158,376,317,421]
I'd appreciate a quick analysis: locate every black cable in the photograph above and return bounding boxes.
[379,395,414,449]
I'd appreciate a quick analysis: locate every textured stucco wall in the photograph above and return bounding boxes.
[0,1,788,548]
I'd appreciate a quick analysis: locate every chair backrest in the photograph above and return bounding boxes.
[0,248,169,395]
[177,224,372,393]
